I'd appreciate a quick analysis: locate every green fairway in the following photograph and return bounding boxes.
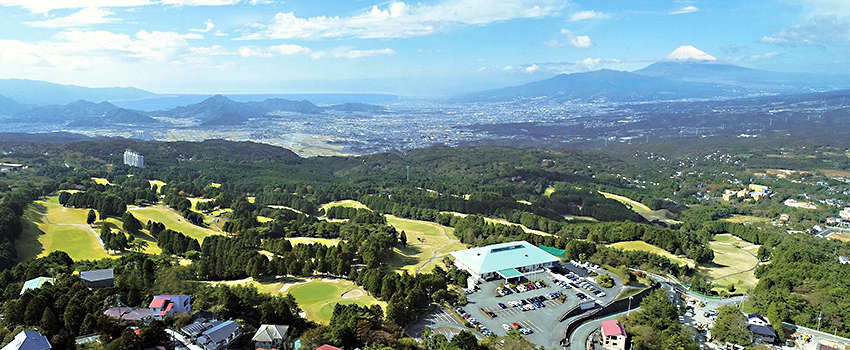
[544,186,556,197]
[16,197,110,262]
[287,237,340,246]
[704,234,760,293]
[598,191,678,223]
[284,279,383,324]
[723,215,770,224]
[609,241,695,267]
[91,177,112,186]
[386,215,464,274]
[319,200,369,212]
[128,205,222,242]
[148,180,167,193]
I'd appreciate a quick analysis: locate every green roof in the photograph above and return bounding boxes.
[537,244,566,258]
[449,241,560,275]
[497,268,523,278]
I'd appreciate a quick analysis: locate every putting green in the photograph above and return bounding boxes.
[285,279,383,324]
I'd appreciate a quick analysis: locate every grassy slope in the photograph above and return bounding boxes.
[16,196,110,261]
[608,241,695,267]
[287,237,341,246]
[385,216,464,274]
[598,191,678,223]
[128,205,222,243]
[704,234,760,293]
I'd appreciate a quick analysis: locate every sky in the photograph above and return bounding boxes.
[1,0,849,95]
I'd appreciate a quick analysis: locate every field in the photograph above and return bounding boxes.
[723,215,771,224]
[818,169,850,178]
[16,196,110,262]
[148,180,167,193]
[211,277,382,324]
[608,241,695,267]
[128,205,222,242]
[827,232,850,242]
[287,237,341,246]
[598,191,678,223]
[544,187,556,197]
[385,216,465,274]
[91,177,112,185]
[440,211,551,237]
[319,200,369,213]
[703,234,761,293]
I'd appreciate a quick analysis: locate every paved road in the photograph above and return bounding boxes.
[569,309,637,350]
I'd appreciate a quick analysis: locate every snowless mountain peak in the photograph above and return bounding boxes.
[661,45,717,62]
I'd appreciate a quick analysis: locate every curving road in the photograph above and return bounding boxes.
[415,221,454,274]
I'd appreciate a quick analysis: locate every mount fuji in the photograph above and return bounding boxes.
[635,46,849,91]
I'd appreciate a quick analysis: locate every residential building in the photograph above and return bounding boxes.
[196,320,241,350]
[149,295,191,320]
[749,324,777,344]
[0,163,23,172]
[252,324,290,350]
[449,241,560,282]
[600,320,627,350]
[316,346,343,350]
[80,268,114,289]
[747,314,769,327]
[840,207,850,220]
[103,306,151,322]
[1,331,51,350]
[20,277,55,295]
[124,149,145,168]
[841,256,850,265]
[723,184,771,202]
[779,213,790,221]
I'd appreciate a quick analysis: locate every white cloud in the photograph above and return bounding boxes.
[562,29,593,48]
[24,8,121,28]
[746,51,780,61]
[569,10,610,21]
[761,15,850,46]
[0,0,152,14]
[161,0,240,5]
[496,58,621,75]
[238,47,273,57]
[190,19,215,32]
[670,6,698,15]
[241,0,562,40]
[269,44,310,55]
[524,64,539,73]
[310,47,395,59]
[246,0,274,4]
[213,30,229,36]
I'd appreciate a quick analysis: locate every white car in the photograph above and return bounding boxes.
[502,324,512,331]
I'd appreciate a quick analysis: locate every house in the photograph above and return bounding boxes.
[600,320,627,350]
[817,344,839,350]
[747,314,769,327]
[779,213,790,221]
[0,163,23,172]
[80,268,114,289]
[196,320,241,350]
[840,256,850,265]
[104,306,151,322]
[749,324,777,344]
[252,325,290,350]
[1,331,51,350]
[20,277,55,295]
[149,295,191,320]
[316,346,343,350]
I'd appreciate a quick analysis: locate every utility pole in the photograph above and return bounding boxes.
[817,312,822,332]
[627,296,633,315]
[406,165,410,181]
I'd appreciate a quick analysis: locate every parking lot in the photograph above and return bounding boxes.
[459,267,620,348]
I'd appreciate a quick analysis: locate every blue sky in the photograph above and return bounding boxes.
[1,0,848,95]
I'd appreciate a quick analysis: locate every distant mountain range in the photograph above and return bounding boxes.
[0,79,157,105]
[464,46,850,102]
[0,92,385,127]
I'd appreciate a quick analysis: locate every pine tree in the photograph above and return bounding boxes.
[86,209,97,225]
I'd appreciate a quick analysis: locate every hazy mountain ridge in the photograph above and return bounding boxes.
[0,78,157,105]
[11,100,159,125]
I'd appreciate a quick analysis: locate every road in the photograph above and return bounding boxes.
[414,221,454,274]
[569,309,638,350]
[165,329,203,350]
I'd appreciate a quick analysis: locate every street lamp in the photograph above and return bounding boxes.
[627,296,634,315]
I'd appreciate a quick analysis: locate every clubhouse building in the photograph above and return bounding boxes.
[449,241,560,282]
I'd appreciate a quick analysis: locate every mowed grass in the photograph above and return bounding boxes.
[319,200,369,212]
[287,237,341,246]
[386,215,464,274]
[703,234,760,293]
[285,279,384,324]
[16,196,110,262]
[544,187,556,197]
[598,191,678,223]
[608,241,695,267]
[91,177,112,186]
[827,232,850,242]
[723,215,770,224]
[148,180,167,193]
[129,205,222,242]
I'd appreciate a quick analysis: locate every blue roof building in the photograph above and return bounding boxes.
[449,241,560,281]
[1,331,51,350]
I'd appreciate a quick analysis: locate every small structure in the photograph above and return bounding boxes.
[817,344,839,350]
[124,149,145,168]
[840,256,850,265]
[149,295,191,320]
[600,320,627,350]
[103,306,151,322]
[779,213,790,221]
[449,241,559,282]
[0,163,23,172]
[723,184,771,202]
[20,277,55,295]
[749,324,777,344]
[1,331,51,350]
[252,324,290,350]
[80,268,114,289]
[196,320,241,350]
[747,314,769,327]
[316,346,343,350]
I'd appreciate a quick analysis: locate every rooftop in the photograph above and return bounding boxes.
[20,277,55,295]
[1,331,51,350]
[601,320,626,337]
[251,324,290,342]
[449,241,559,275]
[80,268,113,282]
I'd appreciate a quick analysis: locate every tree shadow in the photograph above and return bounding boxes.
[702,262,728,269]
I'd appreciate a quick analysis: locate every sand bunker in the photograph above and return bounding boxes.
[341,289,364,299]
[279,278,312,293]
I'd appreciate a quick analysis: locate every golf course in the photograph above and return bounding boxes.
[386,215,464,274]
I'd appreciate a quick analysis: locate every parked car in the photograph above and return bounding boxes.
[498,302,507,309]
